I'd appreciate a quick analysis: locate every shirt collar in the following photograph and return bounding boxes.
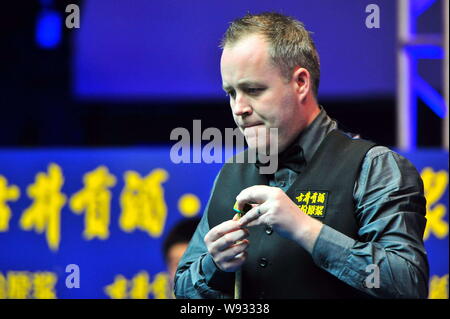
[296,106,337,164]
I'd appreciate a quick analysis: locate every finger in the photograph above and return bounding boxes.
[238,203,268,227]
[235,185,272,211]
[204,220,241,243]
[218,240,249,262]
[214,229,249,252]
[243,217,266,228]
[234,252,245,259]
[221,251,248,272]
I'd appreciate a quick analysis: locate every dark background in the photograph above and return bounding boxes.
[0,1,443,148]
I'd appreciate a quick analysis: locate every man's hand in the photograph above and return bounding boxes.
[235,185,323,253]
[204,215,250,272]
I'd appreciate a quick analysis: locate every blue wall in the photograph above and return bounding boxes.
[74,0,399,100]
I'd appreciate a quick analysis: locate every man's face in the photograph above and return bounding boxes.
[167,242,189,288]
[220,34,306,153]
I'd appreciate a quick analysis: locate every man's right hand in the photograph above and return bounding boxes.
[204,216,249,272]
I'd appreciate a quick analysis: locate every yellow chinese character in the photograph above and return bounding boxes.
[307,205,316,216]
[317,193,326,204]
[104,271,171,300]
[104,275,128,299]
[0,272,6,299]
[310,192,318,204]
[119,169,169,238]
[315,205,324,216]
[303,191,311,205]
[421,167,449,240]
[296,193,304,203]
[7,271,32,299]
[300,204,308,212]
[428,274,449,299]
[70,166,116,240]
[150,272,171,299]
[32,272,57,299]
[129,271,151,299]
[0,175,20,232]
[19,164,66,251]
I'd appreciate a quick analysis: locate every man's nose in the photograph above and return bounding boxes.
[233,93,252,117]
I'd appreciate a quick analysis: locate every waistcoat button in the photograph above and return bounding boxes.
[259,257,268,268]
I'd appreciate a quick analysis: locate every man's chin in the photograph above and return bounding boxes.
[246,141,271,155]
[244,129,280,155]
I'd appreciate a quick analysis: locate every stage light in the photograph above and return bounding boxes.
[35,9,62,49]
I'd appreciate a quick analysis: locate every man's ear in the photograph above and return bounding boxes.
[292,67,310,101]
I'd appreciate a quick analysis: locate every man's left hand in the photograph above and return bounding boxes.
[235,185,323,253]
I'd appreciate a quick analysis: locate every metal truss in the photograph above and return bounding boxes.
[397,0,449,150]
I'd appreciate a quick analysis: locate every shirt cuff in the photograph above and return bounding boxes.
[311,224,356,279]
[202,253,235,291]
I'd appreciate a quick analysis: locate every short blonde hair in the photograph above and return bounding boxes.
[220,12,321,97]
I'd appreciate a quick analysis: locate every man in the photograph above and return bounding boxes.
[162,217,200,297]
[174,12,429,299]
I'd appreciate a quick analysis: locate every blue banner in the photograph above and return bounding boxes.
[397,150,449,299]
[0,148,448,298]
[0,148,221,299]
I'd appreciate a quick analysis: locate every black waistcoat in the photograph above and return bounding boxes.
[207,130,376,298]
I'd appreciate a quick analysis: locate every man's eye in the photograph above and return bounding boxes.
[246,88,264,95]
[226,91,236,98]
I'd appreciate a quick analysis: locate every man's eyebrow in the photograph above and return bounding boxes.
[238,81,265,88]
[222,84,232,92]
[222,81,265,91]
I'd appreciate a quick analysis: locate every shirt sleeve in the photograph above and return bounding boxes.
[173,174,234,299]
[311,146,429,298]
